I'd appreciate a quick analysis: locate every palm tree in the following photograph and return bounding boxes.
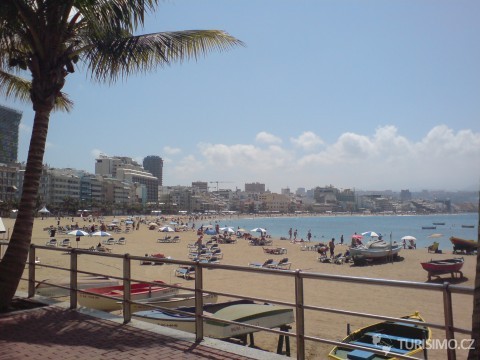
[0,0,242,309]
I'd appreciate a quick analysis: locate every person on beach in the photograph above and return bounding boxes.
[329,238,335,258]
[340,234,344,245]
[307,230,312,242]
[196,235,203,253]
[288,228,293,240]
[294,229,298,241]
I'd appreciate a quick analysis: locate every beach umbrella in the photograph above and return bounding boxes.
[352,234,363,240]
[159,226,175,232]
[67,230,90,237]
[251,228,267,234]
[205,229,217,235]
[220,227,235,234]
[401,236,417,241]
[125,220,134,224]
[91,231,111,237]
[428,233,443,238]
[361,231,379,238]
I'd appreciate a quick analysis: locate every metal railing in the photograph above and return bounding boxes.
[14,243,475,360]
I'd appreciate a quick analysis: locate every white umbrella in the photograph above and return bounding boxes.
[401,236,417,241]
[159,226,175,232]
[125,220,134,224]
[251,227,266,233]
[361,231,379,238]
[91,231,111,237]
[220,227,235,234]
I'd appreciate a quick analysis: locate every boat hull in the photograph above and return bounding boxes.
[420,258,464,273]
[350,245,402,260]
[36,276,119,297]
[78,281,178,312]
[329,312,431,360]
[450,237,478,252]
[132,300,294,339]
[129,292,218,312]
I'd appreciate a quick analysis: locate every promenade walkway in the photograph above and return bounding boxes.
[0,294,287,360]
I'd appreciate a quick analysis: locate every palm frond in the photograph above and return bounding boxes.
[84,30,245,83]
[0,70,73,112]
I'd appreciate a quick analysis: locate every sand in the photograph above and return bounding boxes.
[1,215,475,360]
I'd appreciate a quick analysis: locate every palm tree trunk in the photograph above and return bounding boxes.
[0,106,51,309]
[468,190,480,359]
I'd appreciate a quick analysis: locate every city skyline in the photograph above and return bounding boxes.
[2,1,479,193]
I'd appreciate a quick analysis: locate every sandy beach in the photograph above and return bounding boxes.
[2,215,475,360]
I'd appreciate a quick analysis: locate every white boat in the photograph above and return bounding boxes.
[132,299,294,339]
[35,276,120,297]
[350,241,402,260]
[78,281,179,312]
[127,292,218,312]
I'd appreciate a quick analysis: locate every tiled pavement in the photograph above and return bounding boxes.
[0,296,288,360]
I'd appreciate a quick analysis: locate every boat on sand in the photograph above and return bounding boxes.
[450,236,478,253]
[349,240,402,262]
[132,299,294,339]
[36,275,119,297]
[126,292,218,312]
[329,312,431,359]
[78,281,178,312]
[420,258,464,281]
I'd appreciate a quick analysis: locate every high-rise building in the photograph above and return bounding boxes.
[245,182,265,193]
[143,155,163,185]
[0,105,22,164]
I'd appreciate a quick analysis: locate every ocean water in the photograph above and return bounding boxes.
[214,213,478,249]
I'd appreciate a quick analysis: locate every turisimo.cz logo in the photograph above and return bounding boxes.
[399,338,474,351]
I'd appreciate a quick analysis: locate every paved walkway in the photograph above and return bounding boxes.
[0,296,288,360]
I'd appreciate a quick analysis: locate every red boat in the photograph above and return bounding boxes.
[421,258,464,273]
[450,236,478,253]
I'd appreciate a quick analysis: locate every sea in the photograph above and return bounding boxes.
[212,213,478,249]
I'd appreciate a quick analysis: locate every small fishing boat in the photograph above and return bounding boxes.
[127,292,218,312]
[450,236,478,253]
[349,241,402,262]
[432,222,445,225]
[78,281,178,312]
[36,276,119,297]
[329,312,431,359]
[132,299,294,339]
[420,258,464,273]
[421,226,436,230]
[461,224,475,228]
[421,258,464,281]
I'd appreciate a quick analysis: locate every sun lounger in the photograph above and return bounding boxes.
[175,265,195,280]
[249,259,274,268]
[263,247,287,255]
[45,239,57,247]
[116,237,126,245]
[333,253,345,265]
[267,258,291,270]
[59,238,71,247]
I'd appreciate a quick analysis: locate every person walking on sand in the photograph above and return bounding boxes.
[329,238,335,258]
[340,234,344,245]
[307,230,312,242]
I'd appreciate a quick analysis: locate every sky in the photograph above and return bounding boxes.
[3,0,480,193]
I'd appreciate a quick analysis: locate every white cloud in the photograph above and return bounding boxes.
[90,149,104,159]
[163,146,181,155]
[255,132,282,145]
[291,131,324,151]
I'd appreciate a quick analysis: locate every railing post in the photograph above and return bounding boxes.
[123,253,132,324]
[70,249,78,309]
[28,245,36,298]
[443,282,456,360]
[295,269,305,360]
[195,261,204,342]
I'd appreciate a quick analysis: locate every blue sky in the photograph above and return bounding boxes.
[3,0,480,193]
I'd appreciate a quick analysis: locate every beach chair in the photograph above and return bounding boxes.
[175,265,195,280]
[269,258,291,270]
[206,248,223,259]
[59,238,71,247]
[249,259,274,268]
[45,239,57,247]
[428,242,439,253]
[333,253,345,265]
[117,237,126,245]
